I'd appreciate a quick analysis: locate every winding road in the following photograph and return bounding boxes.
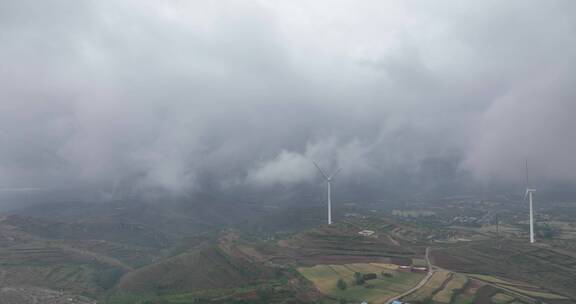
[385,247,434,304]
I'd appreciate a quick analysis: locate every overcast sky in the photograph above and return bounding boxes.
[1,0,575,199]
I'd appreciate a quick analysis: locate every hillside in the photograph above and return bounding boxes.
[117,243,274,294]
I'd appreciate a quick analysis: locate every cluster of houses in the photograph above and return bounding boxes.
[392,258,428,273]
[451,215,480,225]
[398,264,428,273]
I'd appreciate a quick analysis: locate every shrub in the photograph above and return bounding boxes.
[256,286,273,301]
[382,271,393,278]
[337,278,347,290]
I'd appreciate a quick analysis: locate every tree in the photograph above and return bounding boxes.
[337,278,347,290]
[354,272,365,285]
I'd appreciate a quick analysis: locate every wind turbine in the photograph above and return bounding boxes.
[524,160,536,244]
[313,161,341,225]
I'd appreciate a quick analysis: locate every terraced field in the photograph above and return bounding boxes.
[298,263,424,304]
[62,239,159,268]
[491,292,516,304]
[469,274,570,301]
[0,242,121,297]
[431,241,576,299]
[283,224,416,266]
[0,286,97,304]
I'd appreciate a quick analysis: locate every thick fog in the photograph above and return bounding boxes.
[1,0,576,202]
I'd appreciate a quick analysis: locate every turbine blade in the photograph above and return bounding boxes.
[329,168,342,180]
[525,159,530,188]
[312,160,329,180]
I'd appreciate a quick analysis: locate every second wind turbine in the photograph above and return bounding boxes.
[313,161,341,225]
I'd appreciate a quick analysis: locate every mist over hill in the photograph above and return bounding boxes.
[2,0,576,207]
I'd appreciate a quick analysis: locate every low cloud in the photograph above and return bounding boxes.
[1,0,575,201]
[247,151,314,187]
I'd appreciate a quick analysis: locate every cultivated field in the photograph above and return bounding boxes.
[298,263,424,304]
[432,273,468,303]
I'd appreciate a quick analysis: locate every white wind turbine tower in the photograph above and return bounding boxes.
[313,161,341,225]
[524,160,536,244]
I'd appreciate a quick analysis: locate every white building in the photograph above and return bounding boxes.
[358,230,375,237]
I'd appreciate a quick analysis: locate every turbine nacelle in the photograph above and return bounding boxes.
[327,168,341,182]
[524,188,536,200]
[312,160,341,182]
